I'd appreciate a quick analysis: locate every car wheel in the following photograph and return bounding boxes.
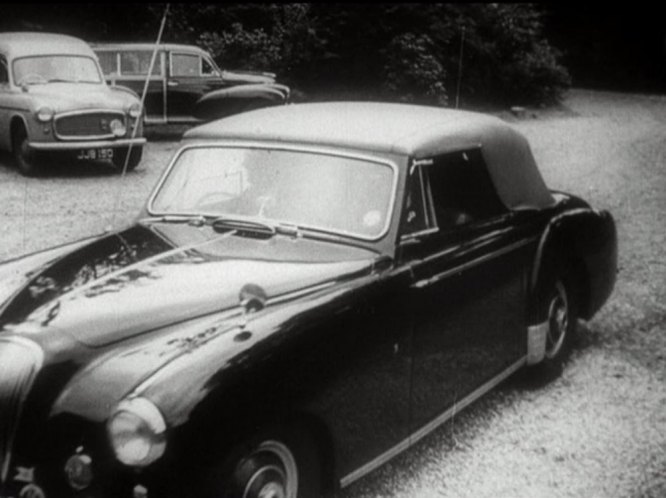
[541,267,578,366]
[12,126,40,176]
[210,429,322,498]
[112,146,142,172]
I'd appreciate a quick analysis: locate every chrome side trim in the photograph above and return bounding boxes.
[340,356,526,488]
[526,320,548,365]
[411,237,537,289]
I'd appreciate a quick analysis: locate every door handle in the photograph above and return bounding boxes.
[167,81,179,87]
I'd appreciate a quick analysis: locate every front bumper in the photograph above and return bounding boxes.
[28,138,147,151]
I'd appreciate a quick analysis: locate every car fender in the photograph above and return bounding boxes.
[530,206,617,321]
[193,83,290,121]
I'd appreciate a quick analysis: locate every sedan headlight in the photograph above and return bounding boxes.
[107,397,166,466]
[36,106,55,122]
[128,103,142,119]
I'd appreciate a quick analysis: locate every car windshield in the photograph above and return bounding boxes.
[13,55,102,85]
[150,146,396,240]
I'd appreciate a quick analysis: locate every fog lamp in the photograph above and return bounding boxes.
[64,453,93,490]
[36,106,54,122]
[110,119,126,137]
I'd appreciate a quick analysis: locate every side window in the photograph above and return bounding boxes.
[97,51,119,76]
[0,56,9,84]
[425,149,508,229]
[400,164,433,236]
[171,53,200,77]
[120,51,162,76]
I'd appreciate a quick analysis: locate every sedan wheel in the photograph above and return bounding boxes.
[238,441,298,498]
[13,127,40,176]
[545,280,569,359]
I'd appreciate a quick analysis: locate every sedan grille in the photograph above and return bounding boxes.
[54,111,125,140]
[0,338,43,483]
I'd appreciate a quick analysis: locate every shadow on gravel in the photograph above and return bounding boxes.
[144,124,192,142]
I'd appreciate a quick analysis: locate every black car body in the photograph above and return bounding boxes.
[92,43,290,124]
[0,103,617,498]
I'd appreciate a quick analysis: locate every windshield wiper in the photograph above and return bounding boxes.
[141,214,207,225]
[211,217,277,236]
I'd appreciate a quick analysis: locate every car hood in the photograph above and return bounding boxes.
[23,82,135,111]
[0,223,377,348]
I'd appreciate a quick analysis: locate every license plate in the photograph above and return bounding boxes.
[77,148,113,161]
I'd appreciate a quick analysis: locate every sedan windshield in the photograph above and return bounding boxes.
[150,146,396,240]
[13,55,102,85]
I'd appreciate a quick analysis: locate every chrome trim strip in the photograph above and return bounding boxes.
[29,137,146,150]
[526,320,548,365]
[146,142,401,243]
[411,236,537,289]
[340,356,526,488]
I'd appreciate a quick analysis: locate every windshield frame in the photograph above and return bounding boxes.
[12,54,104,86]
[146,142,400,242]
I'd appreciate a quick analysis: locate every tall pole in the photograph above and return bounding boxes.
[455,25,465,109]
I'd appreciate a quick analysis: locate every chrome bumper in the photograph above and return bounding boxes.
[28,138,147,151]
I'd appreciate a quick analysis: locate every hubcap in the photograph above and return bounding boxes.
[545,280,568,359]
[241,441,298,498]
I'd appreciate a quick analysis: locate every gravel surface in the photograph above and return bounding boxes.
[1,89,664,497]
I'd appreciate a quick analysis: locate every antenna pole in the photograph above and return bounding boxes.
[455,25,465,109]
[110,3,170,228]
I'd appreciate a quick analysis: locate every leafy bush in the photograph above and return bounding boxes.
[382,33,448,105]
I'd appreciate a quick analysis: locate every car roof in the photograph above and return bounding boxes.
[0,32,95,59]
[185,102,555,210]
[91,42,208,56]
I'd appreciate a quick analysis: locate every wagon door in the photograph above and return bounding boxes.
[400,150,535,435]
[98,49,167,123]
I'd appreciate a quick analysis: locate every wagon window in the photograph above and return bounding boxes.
[172,53,200,77]
[425,149,507,229]
[97,51,119,76]
[120,51,162,76]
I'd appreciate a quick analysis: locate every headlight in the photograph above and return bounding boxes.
[36,106,55,122]
[107,397,166,466]
[128,103,142,119]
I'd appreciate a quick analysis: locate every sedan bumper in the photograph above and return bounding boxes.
[28,138,147,151]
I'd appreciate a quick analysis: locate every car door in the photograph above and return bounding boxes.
[166,51,226,121]
[399,149,536,434]
[99,49,167,123]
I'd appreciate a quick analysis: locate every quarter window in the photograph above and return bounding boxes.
[400,164,431,236]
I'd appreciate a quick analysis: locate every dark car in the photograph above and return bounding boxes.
[0,103,616,498]
[92,43,290,124]
[0,33,146,176]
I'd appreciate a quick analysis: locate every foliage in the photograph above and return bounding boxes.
[2,3,571,107]
[382,33,449,106]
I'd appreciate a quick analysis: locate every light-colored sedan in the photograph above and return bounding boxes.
[0,32,146,176]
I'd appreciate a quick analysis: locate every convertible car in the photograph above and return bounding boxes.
[0,103,616,498]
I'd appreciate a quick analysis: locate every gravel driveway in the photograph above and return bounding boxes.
[1,89,664,497]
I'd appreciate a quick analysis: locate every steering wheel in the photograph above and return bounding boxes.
[18,73,47,85]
